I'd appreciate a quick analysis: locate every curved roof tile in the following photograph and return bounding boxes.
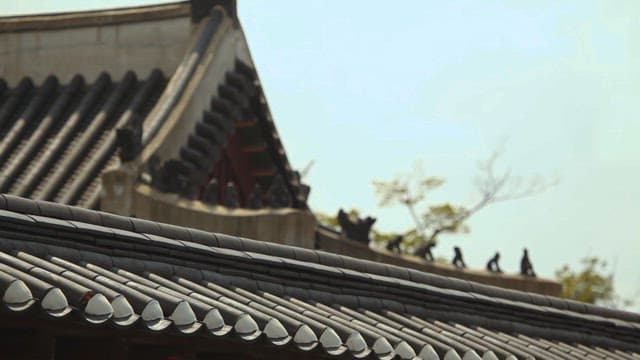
[0,194,638,359]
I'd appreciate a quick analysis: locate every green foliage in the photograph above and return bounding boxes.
[555,257,613,304]
[322,150,555,257]
[371,151,555,254]
[373,174,470,251]
[370,229,397,245]
[555,257,633,308]
[422,204,470,235]
[315,212,339,230]
[372,176,444,207]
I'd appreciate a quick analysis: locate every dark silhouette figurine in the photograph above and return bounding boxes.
[337,209,377,245]
[486,252,503,273]
[414,242,436,262]
[452,246,466,269]
[116,114,143,162]
[225,182,239,208]
[202,178,219,205]
[247,183,263,209]
[153,159,197,197]
[266,175,292,208]
[520,248,536,277]
[386,235,403,253]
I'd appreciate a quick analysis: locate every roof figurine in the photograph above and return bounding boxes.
[265,174,292,208]
[385,235,403,253]
[224,181,239,208]
[521,248,537,277]
[486,251,503,273]
[247,183,263,209]
[414,242,436,262]
[337,208,376,245]
[202,178,219,205]
[452,246,467,269]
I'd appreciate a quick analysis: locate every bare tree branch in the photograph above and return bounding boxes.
[472,147,558,209]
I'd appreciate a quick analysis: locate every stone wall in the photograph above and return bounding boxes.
[100,169,317,249]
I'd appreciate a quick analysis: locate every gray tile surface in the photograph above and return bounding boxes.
[0,196,638,359]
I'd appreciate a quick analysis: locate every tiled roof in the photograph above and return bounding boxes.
[0,71,166,208]
[148,58,310,208]
[0,194,638,359]
[0,5,308,211]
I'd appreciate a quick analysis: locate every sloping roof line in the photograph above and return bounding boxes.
[2,240,617,360]
[0,194,638,345]
[2,240,638,360]
[0,5,308,209]
[135,6,308,207]
[0,2,190,32]
[139,6,226,152]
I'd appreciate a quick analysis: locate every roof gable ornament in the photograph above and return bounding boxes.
[115,114,143,162]
[191,0,237,23]
[265,175,292,209]
[337,208,376,245]
[224,182,239,208]
[202,178,219,205]
[247,183,263,209]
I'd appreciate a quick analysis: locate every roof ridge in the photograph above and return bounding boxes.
[0,2,190,33]
[1,193,638,326]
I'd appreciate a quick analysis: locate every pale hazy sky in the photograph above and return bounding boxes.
[3,1,639,310]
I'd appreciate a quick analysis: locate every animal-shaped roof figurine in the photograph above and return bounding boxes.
[414,242,436,262]
[337,209,376,245]
[452,246,466,269]
[486,252,503,273]
[521,248,536,277]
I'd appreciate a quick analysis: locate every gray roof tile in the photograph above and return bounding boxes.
[0,196,638,358]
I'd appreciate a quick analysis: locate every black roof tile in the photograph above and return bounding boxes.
[316,250,345,268]
[0,71,166,208]
[130,217,162,235]
[69,220,114,238]
[264,242,297,259]
[0,208,36,225]
[28,214,76,231]
[187,228,218,247]
[34,200,73,219]
[98,211,134,232]
[238,236,269,253]
[157,222,192,241]
[4,194,40,214]
[69,205,102,224]
[112,227,149,244]
[215,233,244,251]
[292,247,319,263]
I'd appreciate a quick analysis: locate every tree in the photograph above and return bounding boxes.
[555,257,633,308]
[373,146,556,253]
